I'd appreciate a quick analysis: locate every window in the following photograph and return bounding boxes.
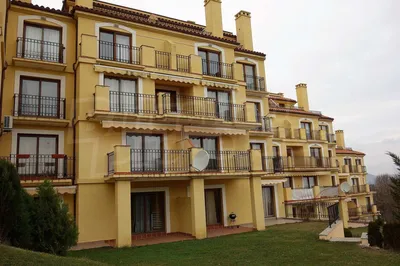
[17,134,58,177]
[243,64,256,89]
[105,77,137,113]
[22,23,62,62]
[351,178,359,186]
[302,176,316,188]
[18,77,61,118]
[328,150,333,158]
[320,125,330,141]
[207,89,231,120]
[198,49,221,76]
[301,122,312,139]
[190,136,218,170]
[355,158,362,166]
[99,30,131,63]
[284,177,293,188]
[310,147,322,158]
[126,134,162,172]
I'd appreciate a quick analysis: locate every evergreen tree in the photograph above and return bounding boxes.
[0,159,32,248]
[387,152,400,223]
[31,180,78,256]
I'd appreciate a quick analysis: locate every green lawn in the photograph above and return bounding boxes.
[70,222,400,266]
[0,244,104,266]
[349,226,368,237]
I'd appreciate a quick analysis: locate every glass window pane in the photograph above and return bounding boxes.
[99,32,114,60]
[244,65,254,76]
[127,135,142,149]
[43,28,61,62]
[18,136,37,154]
[144,136,161,150]
[105,78,120,111]
[209,52,219,62]
[24,26,43,60]
[21,79,40,116]
[116,34,130,63]
[100,31,113,43]
[203,138,216,151]
[18,136,38,175]
[190,137,201,148]
[38,137,57,154]
[40,81,59,117]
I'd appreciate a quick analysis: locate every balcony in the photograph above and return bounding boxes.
[262,156,332,173]
[176,55,190,73]
[109,91,157,114]
[327,134,336,143]
[14,37,66,71]
[12,94,68,127]
[340,165,367,174]
[249,116,273,135]
[272,128,328,142]
[244,75,265,91]
[0,154,74,183]
[347,184,369,194]
[349,204,375,218]
[155,51,170,69]
[106,147,252,178]
[98,40,141,65]
[201,59,234,80]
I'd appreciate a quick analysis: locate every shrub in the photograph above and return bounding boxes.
[368,221,383,248]
[344,228,353,237]
[30,180,78,256]
[0,159,32,248]
[383,223,400,250]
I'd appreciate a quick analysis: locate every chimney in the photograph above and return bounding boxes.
[235,11,253,50]
[295,83,310,111]
[204,0,223,38]
[335,130,345,149]
[75,0,93,9]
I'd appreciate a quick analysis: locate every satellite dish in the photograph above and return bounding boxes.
[192,150,210,171]
[340,182,351,193]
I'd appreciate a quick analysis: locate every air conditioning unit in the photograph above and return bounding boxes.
[3,116,13,132]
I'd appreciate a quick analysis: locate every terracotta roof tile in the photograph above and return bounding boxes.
[12,0,72,16]
[235,46,266,57]
[336,149,365,156]
[268,95,297,103]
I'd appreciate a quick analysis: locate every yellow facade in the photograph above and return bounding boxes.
[0,0,376,247]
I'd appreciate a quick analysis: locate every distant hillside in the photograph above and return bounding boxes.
[367,174,377,184]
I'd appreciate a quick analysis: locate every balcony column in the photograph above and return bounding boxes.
[313,186,320,199]
[140,45,155,67]
[250,176,265,231]
[338,196,349,228]
[94,85,110,112]
[114,145,131,174]
[299,128,307,140]
[245,103,256,123]
[278,127,286,139]
[190,178,207,239]
[250,149,262,171]
[356,206,362,217]
[233,62,244,82]
[365,184,370,193]
[157,92,166,115]
[284,187,292,201]
[115,180,132,247]
[189,55,203,75]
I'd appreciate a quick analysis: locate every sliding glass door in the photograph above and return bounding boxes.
[126,134,162,172]
[131,192,165,234]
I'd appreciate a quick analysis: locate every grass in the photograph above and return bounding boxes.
[349,226,368,237]
[69,222,400,266]
[0,244,104,266]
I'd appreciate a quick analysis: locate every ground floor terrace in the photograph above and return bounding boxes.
[75,175,291,248]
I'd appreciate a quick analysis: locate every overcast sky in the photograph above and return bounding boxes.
[33,0,400,175]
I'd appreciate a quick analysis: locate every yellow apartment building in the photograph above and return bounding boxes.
[0,0,376,247]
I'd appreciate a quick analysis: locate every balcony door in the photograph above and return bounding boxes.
[17,134,58,177]
[207,90,231,120]
[344,158,352,172]
[126,134,162,172]
[99,30,131,63]
[105,77,137,113]
[319,125,329,140]
[302,176,316,188]
[19,77,60,118]
[131,192,165,234]
[198,49,221,77]
[243,64,256,90]
[310,147,322,167]
[301,122,312,139]
[205,188,223,225]
[272,146,282,172]
[23,23,62,62]
[262,186,275,217]
[190,136,218,171]
[156,89,177,113]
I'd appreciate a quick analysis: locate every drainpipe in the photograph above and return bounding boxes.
[0,1,11,135]
[72,9,78,219]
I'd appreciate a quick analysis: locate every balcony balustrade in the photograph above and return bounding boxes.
[348,184,368,194]
[176,54,190,72]
[155,51,170,69]
[16,37,64,63]
[98,40,141,65]
[201,59,234,79]
[244,75,265,91]
[13,93,66,119]
[262,156,331,173]
[0,154,74,181]
[107,148,251,176]
[250,116,272,132]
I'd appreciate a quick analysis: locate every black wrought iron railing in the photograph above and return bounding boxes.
[109,91,157,114]
[328,202,339,227]
[285,201,334,220]
[13,94,65,119]
[361,205,373,214]
[244,75,265,91]
[201,59,233,79]
[327,134,335,143]
[0,154,74,180]
[176,54,190,72]
[311,130,321,140]
[17,37,64,63]
[130,149,190,173]
[98,40,141,64]
[107,152,114,175]
[251,116,272,132]
[162,94,246,122]
[348,185,367,194]
[204,151,250,172]
[265,156,331,173]
[155,51,170,69]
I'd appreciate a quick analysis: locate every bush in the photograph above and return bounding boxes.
[368,221,383,248]
[344,228,353,237]
[0,159,32,248]
[30,180,78,256]
[383,223,400,250]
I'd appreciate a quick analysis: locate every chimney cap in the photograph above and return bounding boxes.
[335,130,344,133]
[296,83,307,88]
[204,0,222,5]
[235,10,251,19]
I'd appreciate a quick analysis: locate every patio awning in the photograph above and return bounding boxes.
[102,121,182,132]
[184,126,246,136]
[262,178,287,185]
